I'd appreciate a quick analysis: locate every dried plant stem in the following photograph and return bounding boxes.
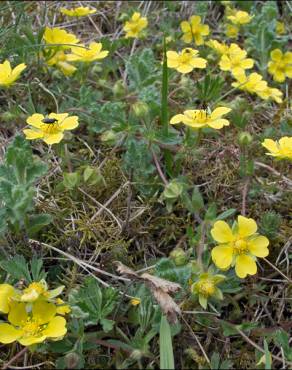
[151,148,168,186]
[263,257,292,283]
[2,347,27,370]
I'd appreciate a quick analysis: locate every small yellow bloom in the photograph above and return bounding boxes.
[56,298,71,315]
[0,284,17,313]
[123,12,148,38]
[20,280,65,303]
[67,42,109,63]
[257,86,283,104]
[0,301,67,346]
[219,43,254,76]
[227,10,253,25]
[211,216,269,278]
[170,106,231,130]
[0,60,26,87]
[262,137,292,160]
[130,298,141,306]
[46,51,76,76]
[191,272,225,309]
[232,72,267,95]
[206,39,229,56]
[180,15,210,45]
[43,27,79,49]
[167,48,207,74]
[225,24,239,38]
[268,49,292,83]
[276,21,285,35]
[60,6,96,17]
[23,113,79,145]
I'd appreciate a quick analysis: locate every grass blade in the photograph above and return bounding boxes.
[160,315,174,369]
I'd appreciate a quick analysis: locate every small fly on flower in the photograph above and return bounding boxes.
[42,118,58,124]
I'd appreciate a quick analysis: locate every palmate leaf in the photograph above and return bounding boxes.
[72,277,119,331]
[0,135,50,235]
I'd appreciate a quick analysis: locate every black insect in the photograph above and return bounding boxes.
[42,117,58,124]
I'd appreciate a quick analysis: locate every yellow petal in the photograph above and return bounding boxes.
[12,63,27,77]
[26,113,44,128]
[190,57,207,68]
[262,139,278,155]
[210,107,231,120]
[23,129,44,140]
[59,116,79,130]
[8,303,27,326]
[180,21,191,33]
[235,254,257,278]
[208,119,230,129]
[170,114,184,124]
[248,236,269,257]
[43,132,64,145]
[177,64,193,74]
[0,284,15,313]
[241,58,254,69]
[42,316,67,338]
[237,216,257,237]
[270,49,282,61]
[19,335,47,346]
[181,33,193,43]
[190,15,201,27]
[219,55,231,71]
[211,246,233,269]
[194,33,204,46]
[166,51,179,68]
[211,220,235,243]
[49,113,68,122]
[32,301,56,325]
[0,324,22,344]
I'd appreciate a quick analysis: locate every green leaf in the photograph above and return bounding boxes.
[160,315,174,370]
[264,339,272,369]
[30,256,46,281]
[216,208,237,221]
[198,294,207,309]
[63,172,80,190]
[0,255,31,282]
[191,186,204,211]
[26,213,53,236]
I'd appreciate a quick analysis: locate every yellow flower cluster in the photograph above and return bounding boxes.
[225,8,253,38]
[268,49,292,83]
[43,27,108,76]
[0,280,70,346]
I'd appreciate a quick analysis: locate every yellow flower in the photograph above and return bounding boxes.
[262,137,292,160]
[232,72,267,95]
[219,43,254,76]
[0,60,26,87]
[206,39,229,56]
[67,42,109,63]
[123,12,148,38]
[0,284,17,313]
[170,106,231,130]
[20,280,65,303]
[227,10,253,25]
[46,51,76,76]
[130,298,141,306]
[0,301,67,346]
[225,24,239,38]
[257,86,283,104]
[180,15,210,45]
[191,272,225,309]
[23,113,79,145]
[268,49,292,83]
[60,6,96,17]
[211,216,269,278]
[43,27,79,49]
[276,21,285,35]
[166,48,207,74]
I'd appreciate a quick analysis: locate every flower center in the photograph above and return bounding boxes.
[180,50,192,63]
[22,319,42,337]
[194,110,209,123]
[234,239,248,254]
[197,279,215,297]
[41,122,60,134]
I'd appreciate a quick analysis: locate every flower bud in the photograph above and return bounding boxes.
[64,352,80,369]
[100,130,118,143]
[132,101,149,118]
[170,247,187,266]
[113,80,126,97]
[238,132,253,146]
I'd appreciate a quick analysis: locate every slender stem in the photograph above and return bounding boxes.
[263,257,292,283]
[151,147,168,186]
[2,347,28,369]
[161,36,168,135]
